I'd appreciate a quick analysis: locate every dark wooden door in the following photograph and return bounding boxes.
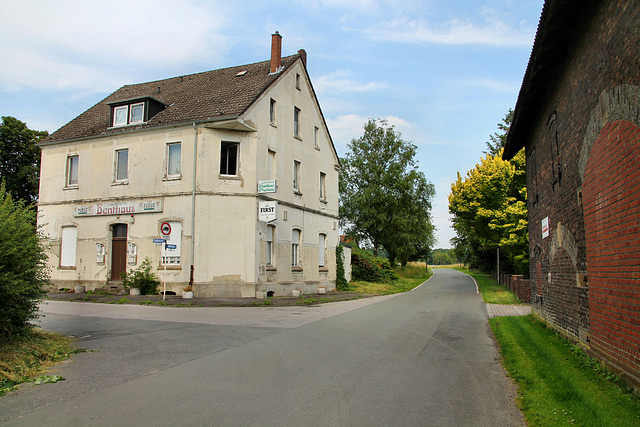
[111,224,127,281]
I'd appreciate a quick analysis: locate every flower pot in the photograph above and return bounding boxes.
[183,291,194,299]
[129,287,141,296]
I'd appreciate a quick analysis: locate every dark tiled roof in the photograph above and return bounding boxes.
[43,54,301,144]
[503,0,583,160]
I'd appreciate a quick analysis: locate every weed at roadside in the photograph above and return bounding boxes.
[490,315,640,426]
[0,330,81,396]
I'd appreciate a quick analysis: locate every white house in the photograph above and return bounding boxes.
[38,33,341,298]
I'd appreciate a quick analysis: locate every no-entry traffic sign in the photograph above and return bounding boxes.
[161,222,171,236]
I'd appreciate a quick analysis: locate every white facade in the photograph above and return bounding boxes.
[38,51,340,297]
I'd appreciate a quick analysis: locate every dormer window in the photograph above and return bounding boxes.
[109,97,166,128]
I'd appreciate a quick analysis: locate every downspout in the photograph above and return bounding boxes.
[190,122,197,286]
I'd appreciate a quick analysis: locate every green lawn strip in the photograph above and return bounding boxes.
[490,315,640,426]
[0,330,82,396]
[453,266,521,304]
[348,264,433,295]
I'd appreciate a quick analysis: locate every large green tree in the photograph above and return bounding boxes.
[484,109,513,156]
[448,148,528,274]
[0,116,48,204]
[340,119,436,266]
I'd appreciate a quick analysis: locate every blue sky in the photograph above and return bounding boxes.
[0,0,543,248]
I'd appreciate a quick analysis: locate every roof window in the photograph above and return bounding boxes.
[109,97,166,128]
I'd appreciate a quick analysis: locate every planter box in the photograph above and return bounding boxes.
[291,289,302,297]
[183,291,194,299]
[129,287,141,296]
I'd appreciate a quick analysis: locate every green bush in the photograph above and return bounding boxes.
[351,248,398,282]
[122,257,160,295]
[335,245,348,290]
[0,186,49,342]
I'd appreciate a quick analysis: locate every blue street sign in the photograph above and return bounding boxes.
[166,244,177,249]
[153,238,166,243]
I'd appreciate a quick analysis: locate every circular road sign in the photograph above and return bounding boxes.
[161,222,171,236]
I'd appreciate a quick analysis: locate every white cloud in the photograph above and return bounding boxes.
[0,0,232,92]
[314,70,388,95]
[364,9,536,47]
[327,114,413,155]
[458,78,521,94]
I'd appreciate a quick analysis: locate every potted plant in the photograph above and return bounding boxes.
[122,257,160,296]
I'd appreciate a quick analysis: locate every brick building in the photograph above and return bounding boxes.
[504,0,640,387]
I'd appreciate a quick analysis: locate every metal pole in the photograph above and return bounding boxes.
[163,241,167,300]
[497,247,500,285]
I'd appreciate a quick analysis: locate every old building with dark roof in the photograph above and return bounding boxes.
[39,33,341,298]
[504,0,640,387]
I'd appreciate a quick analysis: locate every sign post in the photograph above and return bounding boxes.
[161,222,171,300]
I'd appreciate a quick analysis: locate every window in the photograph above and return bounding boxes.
[114,106,128,126]
[295,73,301,90]
[292,229,301,267]
[267,149,276,180]
[293,160,301,193]
[270,98,276,124]
[294,107,301,138]
[129,103,144,123]
[167,143,181,178]
[220,142,239,175]
[320,172,326,201]
[66,155,79,187]
[267,225,276,267]
[318,233,326,267]
[314,126,319,149]
[112,103,145,127]
[60,226,78,267]
[115,149,128,182]
[161,221,181,265]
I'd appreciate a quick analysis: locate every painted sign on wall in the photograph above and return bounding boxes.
[73,200,163,217]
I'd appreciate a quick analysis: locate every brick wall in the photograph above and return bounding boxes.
[520,1,640,387]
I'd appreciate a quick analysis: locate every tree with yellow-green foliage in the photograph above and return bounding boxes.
[448,148,528,275]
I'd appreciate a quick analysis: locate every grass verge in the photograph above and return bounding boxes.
[490,315,640,426]
[453,266,521,304]
[0,330,81,396]
[348,262,432,295]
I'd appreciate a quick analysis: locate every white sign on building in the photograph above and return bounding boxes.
[258,180,277,193]
[542,216,550,239]
[73,200,163,217]
[258,201,277,222]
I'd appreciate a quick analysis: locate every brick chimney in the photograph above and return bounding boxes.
[270,31,282,74]
[298,49,307,68]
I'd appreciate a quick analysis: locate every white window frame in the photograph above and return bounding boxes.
[267,149,276,180]
[60,226,78,268]
[293,160,301,193]
[115,149,129,183]
[113,105,128,126]
[320,172,326,202]
[270,98,276,125]
[166,142,181,179]
[161,221,182,266]
[318,233,326,268]
[220,141,239,176]
[66,155,79,187]
[129,102,144,124]
[294,107,301,138]
[266,224,276,267]
[314,126,319,149]
[292,228,301,267]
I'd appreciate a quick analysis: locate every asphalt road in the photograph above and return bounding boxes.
[0,269,524,426]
